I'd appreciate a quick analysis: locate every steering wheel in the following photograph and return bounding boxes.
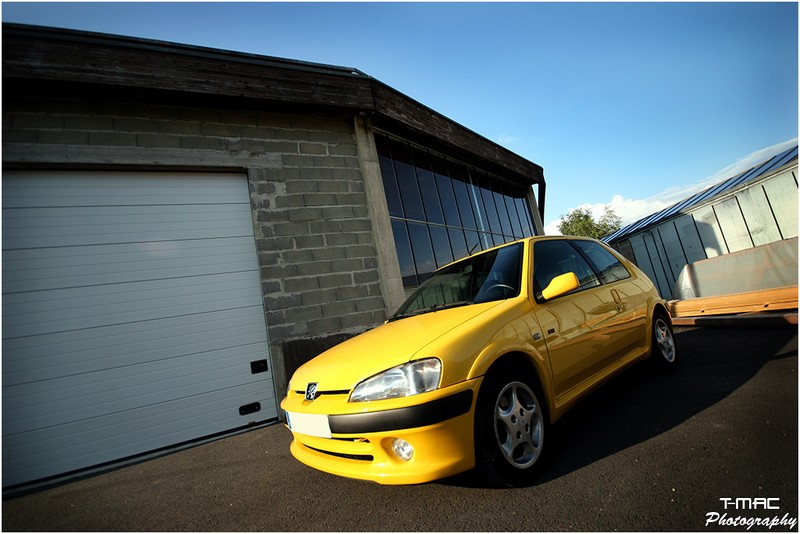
[485,283,515,293]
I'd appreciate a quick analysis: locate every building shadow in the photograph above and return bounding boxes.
[441,326,797,488]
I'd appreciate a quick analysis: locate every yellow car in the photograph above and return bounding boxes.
[281,236,676,486]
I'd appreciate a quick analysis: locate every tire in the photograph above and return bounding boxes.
[652,312,677,367]
[474,367,549,487]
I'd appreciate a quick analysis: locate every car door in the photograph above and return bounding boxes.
[570,239,649,357]
[530,239,634,405]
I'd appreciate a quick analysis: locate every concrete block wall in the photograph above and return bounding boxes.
[3,89,390,400]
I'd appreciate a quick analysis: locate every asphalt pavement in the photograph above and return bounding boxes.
[3,324,797,532]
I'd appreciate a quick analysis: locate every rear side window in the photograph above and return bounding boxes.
[571,240,631,284]
[533,240,600,295]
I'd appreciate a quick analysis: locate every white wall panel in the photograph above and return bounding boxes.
[691,205,729,258]
[763,171,799,239]
[713,199,753,253]
[736,186,782,246]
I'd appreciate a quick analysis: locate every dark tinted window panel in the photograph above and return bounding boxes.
[504,194,523,237]
[515,196,534,237]
[465,231,483,255]
[392,145,426,221]
[377,139,404,218]
[477,179,502,235]
[468,181,491,233]
[571,240,631,283]
[493,189,513,237]
[452,174,477,230]
[414,153,445,224]
[429,225,454,269]
[391,219,418,287]
[407,221,436,283]
[433,159,461,227]
[448,227,468,261]
[479,232,494,250]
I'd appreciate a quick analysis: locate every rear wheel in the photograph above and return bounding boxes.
[475,368,548,487]
[652,313,677,366]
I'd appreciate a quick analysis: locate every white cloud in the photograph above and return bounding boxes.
[703,138,797,186]
[544,138,798,236]
[497,133,517,145]
[544,194,671,236]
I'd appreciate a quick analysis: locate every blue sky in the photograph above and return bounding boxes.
[3,2,797,233]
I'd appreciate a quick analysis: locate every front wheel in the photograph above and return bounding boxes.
[474,368,549,487]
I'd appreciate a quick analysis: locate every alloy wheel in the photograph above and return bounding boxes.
[493,381,544,469]
[655,317,676,363]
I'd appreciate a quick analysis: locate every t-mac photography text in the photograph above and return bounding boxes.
[705,498,797,531]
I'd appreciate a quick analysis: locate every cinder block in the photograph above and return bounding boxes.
[353,270,380,284]
[294,234,325,249]
[356,296,386,312]
[114,118,159,133]
[286,305,324,323]
[273,222,309,236]
[297,262,333,276]
[312,247,346,261]
[306,316,343,335]
[299,142,327,155]
[303,193,337,207]
[289,208,324,222]
[300,288,337,306]
[318,273,352,289]
[37,130,88,144]
[336,285,369,300]
[345,245,377,259]
[136,134,181,148]
[326,233,358,246]
[340,311,376,330]
[322,300,357,317]
[284,276,320,293]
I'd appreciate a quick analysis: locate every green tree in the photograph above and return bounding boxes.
[557,206,622,239]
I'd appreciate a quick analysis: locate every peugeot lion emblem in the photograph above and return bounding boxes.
[305,382,319,401]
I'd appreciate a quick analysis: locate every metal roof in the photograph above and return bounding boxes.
[604,145,798,243]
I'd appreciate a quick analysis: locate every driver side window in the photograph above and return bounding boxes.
[533,240,600,297]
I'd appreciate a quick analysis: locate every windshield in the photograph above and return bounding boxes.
[390,242,523,321]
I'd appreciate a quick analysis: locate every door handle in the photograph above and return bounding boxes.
[610,289,622,304]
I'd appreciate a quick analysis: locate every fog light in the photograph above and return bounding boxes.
[392,438,414,461]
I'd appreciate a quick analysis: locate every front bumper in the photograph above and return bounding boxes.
[280,380,481,485]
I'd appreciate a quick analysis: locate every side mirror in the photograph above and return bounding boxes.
[541,272,580,301]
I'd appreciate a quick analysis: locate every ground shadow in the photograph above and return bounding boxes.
[441,326,797,488]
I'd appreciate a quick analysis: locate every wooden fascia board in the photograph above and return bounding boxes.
[2,27,374,110]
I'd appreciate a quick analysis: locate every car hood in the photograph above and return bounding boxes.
[289,301,504,393]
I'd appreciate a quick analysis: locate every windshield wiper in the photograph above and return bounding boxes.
[387,300,471,323]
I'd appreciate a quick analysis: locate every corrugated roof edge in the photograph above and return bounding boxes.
[604,145,798,244]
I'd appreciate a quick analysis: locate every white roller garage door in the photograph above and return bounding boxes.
[3,171,276,487]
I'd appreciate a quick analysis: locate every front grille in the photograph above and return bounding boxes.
[293,390,350,397]
[305,445,373,462]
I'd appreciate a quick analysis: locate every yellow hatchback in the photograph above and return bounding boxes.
[281,236,676,486]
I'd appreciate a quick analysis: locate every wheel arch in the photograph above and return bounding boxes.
[474,351,555,425]
[649,301,673,348]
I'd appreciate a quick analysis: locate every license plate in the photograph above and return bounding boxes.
[286,411,332,438]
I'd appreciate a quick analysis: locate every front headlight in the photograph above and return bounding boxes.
[349,358,441,402]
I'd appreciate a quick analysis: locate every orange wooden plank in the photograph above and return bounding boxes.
[668,285,798,318]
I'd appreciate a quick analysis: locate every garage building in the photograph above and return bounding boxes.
[2,24,545,488]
